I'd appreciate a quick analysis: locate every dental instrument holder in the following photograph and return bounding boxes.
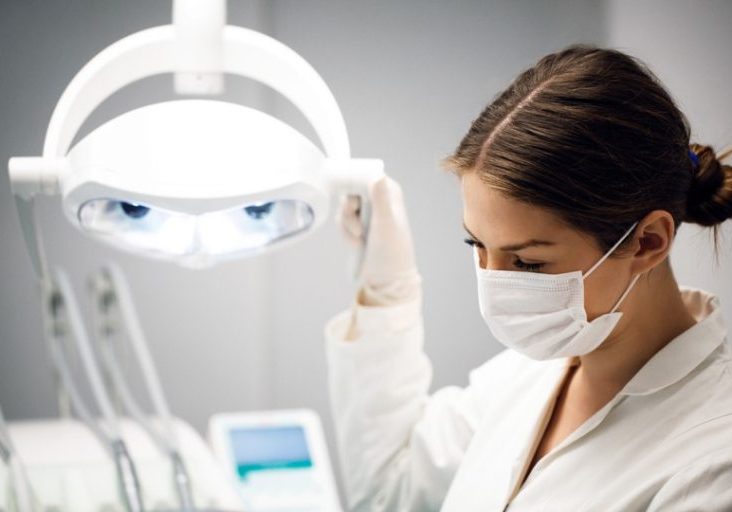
[44,269,145,512]
[0,406,39,512]
[8,0,382,280]
[89,265,196,511]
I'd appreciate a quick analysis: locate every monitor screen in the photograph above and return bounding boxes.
[229,425,313,480]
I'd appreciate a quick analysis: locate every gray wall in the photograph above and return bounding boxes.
[1,0,729,495]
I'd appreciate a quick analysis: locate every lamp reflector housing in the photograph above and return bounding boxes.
[62,100,330,266]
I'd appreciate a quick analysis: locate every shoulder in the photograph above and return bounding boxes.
[649,447,732,511]
[674,341,732,426]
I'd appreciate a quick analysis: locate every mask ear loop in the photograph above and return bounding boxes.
[583,221,640,279]
[609,273,641,313]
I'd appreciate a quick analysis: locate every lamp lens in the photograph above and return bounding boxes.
[78,199,314,260]
[243,202,274,220]
[120,202,150,219]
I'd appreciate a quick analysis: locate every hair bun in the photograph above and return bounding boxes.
[684,144,732,226]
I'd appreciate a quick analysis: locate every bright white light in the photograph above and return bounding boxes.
[198,201,314,256]
[78,198,314,261]
[79,199,195,255]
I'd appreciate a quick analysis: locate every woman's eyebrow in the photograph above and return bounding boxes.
[462,222,555,251]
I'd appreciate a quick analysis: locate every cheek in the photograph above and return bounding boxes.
[582,261,633,320]
[583,279,610,321]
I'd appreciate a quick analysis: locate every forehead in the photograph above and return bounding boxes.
[460,172,570,242]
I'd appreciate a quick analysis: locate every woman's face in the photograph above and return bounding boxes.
[460,171,640,321]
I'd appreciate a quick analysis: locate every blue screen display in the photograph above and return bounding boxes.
[229,425,313,480]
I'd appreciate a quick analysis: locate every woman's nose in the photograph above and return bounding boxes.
[477,248,515,271]
[477,248,487,269]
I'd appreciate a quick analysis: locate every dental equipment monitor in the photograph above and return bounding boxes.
[208,410,341,512]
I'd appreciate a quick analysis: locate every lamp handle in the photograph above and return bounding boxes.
[324,158,385,280]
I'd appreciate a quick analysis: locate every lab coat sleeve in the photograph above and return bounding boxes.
[647,448,732,511]
[324,296,487,512]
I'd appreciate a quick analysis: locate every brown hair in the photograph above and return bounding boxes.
[442,44,732,258]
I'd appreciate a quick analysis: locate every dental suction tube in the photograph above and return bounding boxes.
[90,263,198,511]
[46,268,145,512]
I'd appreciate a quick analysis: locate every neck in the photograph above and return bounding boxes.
[575,261,697,400]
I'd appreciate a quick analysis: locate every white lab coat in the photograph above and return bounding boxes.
[324,285,732,511]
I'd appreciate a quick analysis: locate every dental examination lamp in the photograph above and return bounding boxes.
[8,0,383,272]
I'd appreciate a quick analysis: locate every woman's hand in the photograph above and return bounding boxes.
[336,176,421,306]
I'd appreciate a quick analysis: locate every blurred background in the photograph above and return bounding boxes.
[1,0,731,492]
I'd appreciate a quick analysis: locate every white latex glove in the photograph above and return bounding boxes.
[336,176,421,306]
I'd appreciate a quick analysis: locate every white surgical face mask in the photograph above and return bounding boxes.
[475,221,640,360]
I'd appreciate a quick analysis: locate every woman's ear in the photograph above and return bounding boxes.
[631,210,676,274]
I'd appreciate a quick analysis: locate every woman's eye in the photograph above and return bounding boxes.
[513,258,544,272]
[465,239,544,272]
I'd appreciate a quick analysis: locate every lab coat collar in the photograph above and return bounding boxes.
[620,285,727,396]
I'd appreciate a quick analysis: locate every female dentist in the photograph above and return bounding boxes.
[324,45,732,511]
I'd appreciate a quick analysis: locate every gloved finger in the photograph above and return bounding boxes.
[369,176,407,226]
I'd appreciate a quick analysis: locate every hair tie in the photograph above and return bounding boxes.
[688,149,700,170]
